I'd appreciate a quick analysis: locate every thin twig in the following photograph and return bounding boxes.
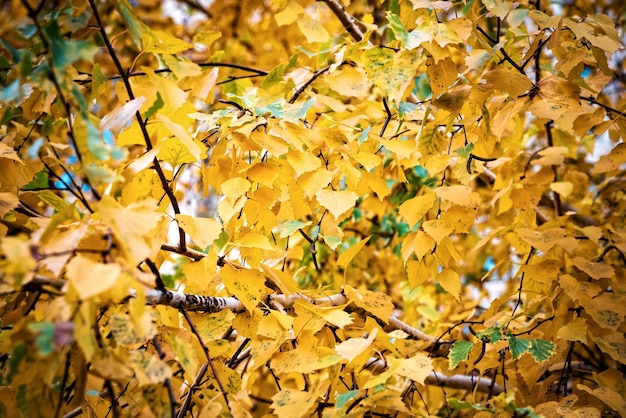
[180,309,231,413]
[87,0,187,250]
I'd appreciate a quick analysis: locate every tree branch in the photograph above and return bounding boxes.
[320,0,366,43]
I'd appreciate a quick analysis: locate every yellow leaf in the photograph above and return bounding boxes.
[361,172,390,201]
[298,169,333,198]
[571,256,615,280]
[144,68,187,113]
[315,189,358,219]
[428,57,458,97]
[335,327,378,362]
[275,0,304,26]
[233,232,275,251]
[156,114,205,161]
[391,354,433,384]
[247,163,281,188]
[516,228,575,254]
[66,256,121,299]
[220,177,251,203]
[260,264,299,295]
[190,67,219,101]
[271,388,317,418]
[399,192,436,227]
[141,31,193,54]
[406,259,429,288]
[326,66,369,97]
[435,185,481,208]
[220,265,266,313]
[129,351,173,386]
[98,196,166,264]
[175,215,222,249]
[364,47,420,103]
[422,219,454,243]
[285,150,321,176]
[437,267,461,302]
[344,285,394,323]
[296,4,330,43]
[549,181,573,197]
[192,30,221,48]
[337,236,371,269]
[413,230,437,260]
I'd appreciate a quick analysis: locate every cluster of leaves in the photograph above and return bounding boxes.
[0,0,625,416]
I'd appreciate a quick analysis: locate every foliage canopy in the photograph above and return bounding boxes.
[1,0,625,416]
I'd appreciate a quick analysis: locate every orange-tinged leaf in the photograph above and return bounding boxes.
[483,68,533,97]
[572,257,615,279]
[577,385,626,417]
[315,189,358,219]
[220,265,266,312]
[175,215,221,249]
[0,192,20,218]
[335,327,378,362]
[556,317,588,343]
[428,57,458,97]
[66,256,121,299]
[399,192,436,227]
[549,181,573,197]
[516,228,574,254]
[344,285,393,323]
[437,267,461,302]
[337,236,371,269]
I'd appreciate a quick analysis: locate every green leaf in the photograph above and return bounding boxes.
[476,326,503,343]
[528,339,556,363]
[455,143,474,159]
[38,190,68,211]
[336,390,360,409]
[28,322,55,356]
[42,21,97,71]
[144,92,164,119]
[387,12,408,45]
[506,334,531,360]
[449,398,487,411]
[21,169,48,190]
[449,340,473,369]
